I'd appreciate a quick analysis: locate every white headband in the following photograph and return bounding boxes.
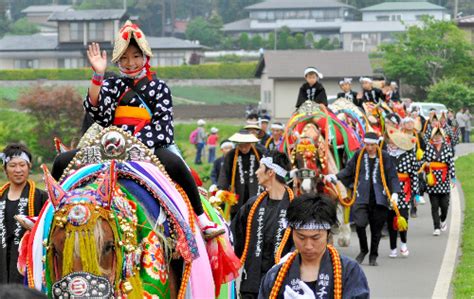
[271,123,284,130]
[359,77,372,83]
[304,67,323,79]
[220,141,234,150]
[1,152,31,166]
[260,157,288,178]
[363,138,379,144]
[339,78,353,85]
[288,221,332,230]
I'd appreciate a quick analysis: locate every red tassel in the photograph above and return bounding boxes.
[122,31,129,40]
[135,31,142,39]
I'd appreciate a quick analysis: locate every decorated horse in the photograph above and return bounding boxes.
[329,98,369,141]
[19,127,239,298]
[282,100,362,246]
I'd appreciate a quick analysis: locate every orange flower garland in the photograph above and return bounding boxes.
[239,187,294,266]
[270,245,342,299]
[0,180,36,216]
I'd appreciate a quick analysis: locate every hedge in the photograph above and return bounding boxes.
[0,62,258,80]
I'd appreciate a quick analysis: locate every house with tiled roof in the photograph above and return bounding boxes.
[0,8,205,69]
[457,15,474,44]
[255,50,373,119]
[361,1,450,21]
[341,1,450,52]
[222,0,358,41]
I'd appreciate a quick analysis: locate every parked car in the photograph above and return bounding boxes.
[410,102,448,118]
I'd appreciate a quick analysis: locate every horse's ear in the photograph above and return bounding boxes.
[42,164,66,209]
[97,160,117,209]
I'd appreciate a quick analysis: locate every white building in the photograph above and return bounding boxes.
[340,21,420,52]
[222,0,358,40]
[255,50,373,120]
[361,1,450,22]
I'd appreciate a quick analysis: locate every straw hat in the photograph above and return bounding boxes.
[229,130,260,143]
[386,125,416,151]
[244,124,261,131]
[414,117,422,132]
[112,20,153,63]
[430,126,446,139]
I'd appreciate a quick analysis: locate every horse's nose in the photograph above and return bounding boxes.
[72,257,83,272]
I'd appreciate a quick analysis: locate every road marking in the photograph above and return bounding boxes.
[432,184,462,298]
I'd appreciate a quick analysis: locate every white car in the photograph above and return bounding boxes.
[410,102,448,118]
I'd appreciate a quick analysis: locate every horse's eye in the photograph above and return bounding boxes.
[103,242,115,254]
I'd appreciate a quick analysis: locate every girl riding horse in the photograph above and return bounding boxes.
[83,20,223,239]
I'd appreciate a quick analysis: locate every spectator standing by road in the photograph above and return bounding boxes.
[207,127,219,163]
[195,119,207,164]
[464,108,472,143]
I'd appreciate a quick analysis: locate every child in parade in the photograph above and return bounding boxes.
[385,126,419,257]
[83,20,224,239]
[296,67,328,108]
[422,127,456,236]
[337,78,362,108]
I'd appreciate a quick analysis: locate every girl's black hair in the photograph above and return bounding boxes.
[263,150,291,184]
[2,143,32,164]
[286,193,338,228]
[128,38,143,55]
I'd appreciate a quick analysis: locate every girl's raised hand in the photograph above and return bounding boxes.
[87,42,107,74]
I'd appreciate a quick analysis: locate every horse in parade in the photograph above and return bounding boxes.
[17,126,239,298]
[281,100,362,247]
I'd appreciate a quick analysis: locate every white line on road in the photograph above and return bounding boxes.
[432,184,462,298]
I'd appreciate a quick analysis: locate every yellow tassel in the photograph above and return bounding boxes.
[343,207,351,224]
[416,148,424,161]
[123,273,144,299]
[62,232,75,276]
[397,216,408,232]
[427,172,435,186]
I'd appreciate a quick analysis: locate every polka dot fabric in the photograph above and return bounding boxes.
[394,151,419,209]
[84,77,174,148]
[423,144,456,194]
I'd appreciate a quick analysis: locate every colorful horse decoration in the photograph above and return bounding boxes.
[283,100,362,246]
[20,127,239,298]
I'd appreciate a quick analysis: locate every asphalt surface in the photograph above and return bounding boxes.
[335,143,473,299]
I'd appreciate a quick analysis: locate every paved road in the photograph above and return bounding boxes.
[335,144,473,299]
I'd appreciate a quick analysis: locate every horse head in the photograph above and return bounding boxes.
[43,161,148,298]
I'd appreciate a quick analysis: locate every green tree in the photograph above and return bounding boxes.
[238,32,250,50]
[9,18,39,35]
[250,34,263,50]
[380,18,474,96]
[427,79,474,111]
[185,17,222,47]
[294,33,305,49]
[265,32,275,49]
[305,32,314,48]
[277,26,291,50]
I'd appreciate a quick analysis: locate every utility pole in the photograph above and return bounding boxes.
[454,0,459,18]
[274,27,277,50]
[123,0,127,11]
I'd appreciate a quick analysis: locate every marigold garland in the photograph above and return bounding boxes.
[240,187,294,266]
[270,245,342,299]
[0,180,36,216]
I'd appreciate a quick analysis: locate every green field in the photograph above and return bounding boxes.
[0,85,259,107]
[453,154,474,297]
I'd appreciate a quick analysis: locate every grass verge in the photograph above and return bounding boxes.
[453,153,474,297]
